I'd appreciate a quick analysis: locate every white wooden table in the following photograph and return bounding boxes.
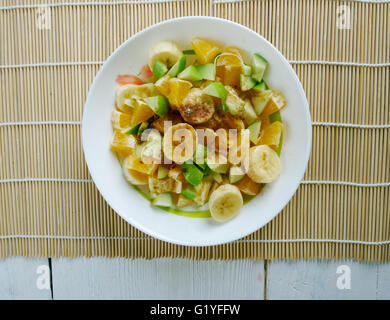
[0,258,389,299]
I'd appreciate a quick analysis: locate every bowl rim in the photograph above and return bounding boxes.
[82,16,312,247]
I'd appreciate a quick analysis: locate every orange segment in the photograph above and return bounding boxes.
[124,153,158,175]
[167,78,192,108]
[190,37,220,64]
[130,100,155,126]
[260,90,287,120]
[216,65,241,86]
[258,121,283,148]
[216,53,242,67]
[111,110,132,130]
[234,175,261,195]
[110,130,137,155]
[155,74,171,96]
[223,46,244,59]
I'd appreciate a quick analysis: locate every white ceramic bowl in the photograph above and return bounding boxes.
[82,16,311,246]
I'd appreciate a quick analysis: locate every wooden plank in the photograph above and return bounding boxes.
[377,263,390,300]
[51,258,264,300]
[0,257,52,300]
[267,260,378,300]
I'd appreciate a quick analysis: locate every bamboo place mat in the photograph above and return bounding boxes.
[0,0,389,261]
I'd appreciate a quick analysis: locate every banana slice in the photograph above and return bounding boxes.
[247,145,281,183]
[163,123,197,163]
[178,88,215,124]
[115,83,157,112]
[208,184,243,222]
[148,40,183,69]
[122,158,149,185]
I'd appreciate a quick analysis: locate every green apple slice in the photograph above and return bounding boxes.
[251,53,268,82]
[251,90,272,115]
[167,56,187,77]
[181,187,197,200]
[225,87,245,116]
[157,166,169,179]
[152,192,172,207]
[242,100,258,125]
[193,144,208,165]
[269,110,282,123]
[253,80,269,92]
[122,123,141,135]
[242,64,252,76]
[202,82,227,100]
[229,166,245,184]
[247,121,261,144]
[153,60,168,79]
[182,49,195,55]
[240,74,257,91]
[178,65,203,81]
[196,63,216,80]
[182,162,204,186]
[143,95,169,118]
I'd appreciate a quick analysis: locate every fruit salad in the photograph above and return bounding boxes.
[110,37,286,222]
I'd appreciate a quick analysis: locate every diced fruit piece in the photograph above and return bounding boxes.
[122,123,141,135]
[152,192,172,207]
[240,74,257,91]
[182,162,204,186]
[139,64,155,83]
[190,37,220,64]
[115,83,157,113]
[163,123,197,163]
[247,121,261,144]
[149,177,174,193]
[167,55,187,77]
[167,78,193,107]
[216,65,241,87]
[153,60,168,79]
[155,75,171,96]
[111,110,132,130]
[122,165,149,185]
[242,64,252,76]
[251,53,268,81]
[206,155,229,174]
[216,53,242,67]
[251,90,273,115]
[202,82,227,100]
[130,100,155,126]
[193,143,208,165]
[229,166,245,184]
[116,74,145,86]
[110,130,137,154]
[234,175,261,195]
[181,186,197,200]
[267,90,287,112]
[137,121,149,137]
[258,121,283,148]
[210,172,223,183]
[124,153,158,175]
[225,86,245,115]
[193,180,212,206]
[196,63,216,81]
[157,166,169,179]
[223,46,243,59]
[178,65,203,81]
[182,49,195,55]
[144,95,169,118]
[176,195,193,207]
[241,100,258,126]
[269,110,282,123]
[253,80,269,92]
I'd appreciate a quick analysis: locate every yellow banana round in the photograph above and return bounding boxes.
[247,145,281,183]
[148,40,183,68]
[208,184,243,222]
[163,123,197,163]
